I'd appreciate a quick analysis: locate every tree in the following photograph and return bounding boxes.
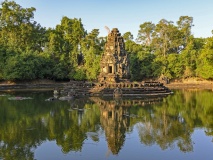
[137,22,155,46]
[166,54,184,79]
[2,52,54,80]
[152,19,183,57]
[123,31,134,41]
[81,29,102,80]
[125,39,155,80]
[196,37,213,79]
[177,16,194,47]
[45,17,86,80]
[179,37,204,78]
[46,29,64,58]
[0,0,46,52]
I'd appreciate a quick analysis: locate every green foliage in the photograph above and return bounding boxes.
[123,31,134,41]
[166,54,184,79]
[4,54,36,80]
[129,42,155,80]
[0,0,46,52]
[3,52,53,80]
[0,1,212,81]
[196,37,213,79]
[70,67,86,80]
[179,39,199,78]
[52,61,70,80]
[137,22,155,46]
[177,16,194,47]
[152,19,184,56]
[130,55,141,80]
[151,56,165,77]
[45,17,85,65]
[81,29,103,80]
[125,40,142,55]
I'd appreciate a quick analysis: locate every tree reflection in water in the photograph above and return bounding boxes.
[0,90,212,159]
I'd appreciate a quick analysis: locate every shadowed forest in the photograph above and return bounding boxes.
[0,0,213,82]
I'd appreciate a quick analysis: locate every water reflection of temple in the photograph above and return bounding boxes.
[90,97,164,155]
[94,97,129,154]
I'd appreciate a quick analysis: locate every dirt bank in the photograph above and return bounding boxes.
[0,80,69,91]
[164,78,213,90]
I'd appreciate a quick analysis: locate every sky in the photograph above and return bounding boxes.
[7,0,213,39]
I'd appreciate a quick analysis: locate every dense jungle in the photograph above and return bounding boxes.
[0,0,213,82]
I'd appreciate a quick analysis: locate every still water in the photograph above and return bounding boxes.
[0,90,212,160]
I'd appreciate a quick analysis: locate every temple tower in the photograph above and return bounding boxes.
[98,28,130,83]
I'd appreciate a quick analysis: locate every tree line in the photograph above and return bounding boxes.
[0,0,212,81]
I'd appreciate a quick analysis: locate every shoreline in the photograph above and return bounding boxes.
[165,83,213,90]
[164,79,213,90]
[0,79,213,91]
[164,78,213,91]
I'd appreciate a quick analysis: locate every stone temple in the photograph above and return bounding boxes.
[98,28,130,83]
[47,28,172,98]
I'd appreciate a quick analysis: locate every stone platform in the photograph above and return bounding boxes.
[0,80,172,98]
[55,81,173,97]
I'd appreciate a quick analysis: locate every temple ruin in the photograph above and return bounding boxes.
[39,28,172,98]
[98,28,130,83]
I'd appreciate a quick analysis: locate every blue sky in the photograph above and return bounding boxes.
[9,0,213,39]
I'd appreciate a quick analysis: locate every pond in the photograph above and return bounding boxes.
[0,90,212,160]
